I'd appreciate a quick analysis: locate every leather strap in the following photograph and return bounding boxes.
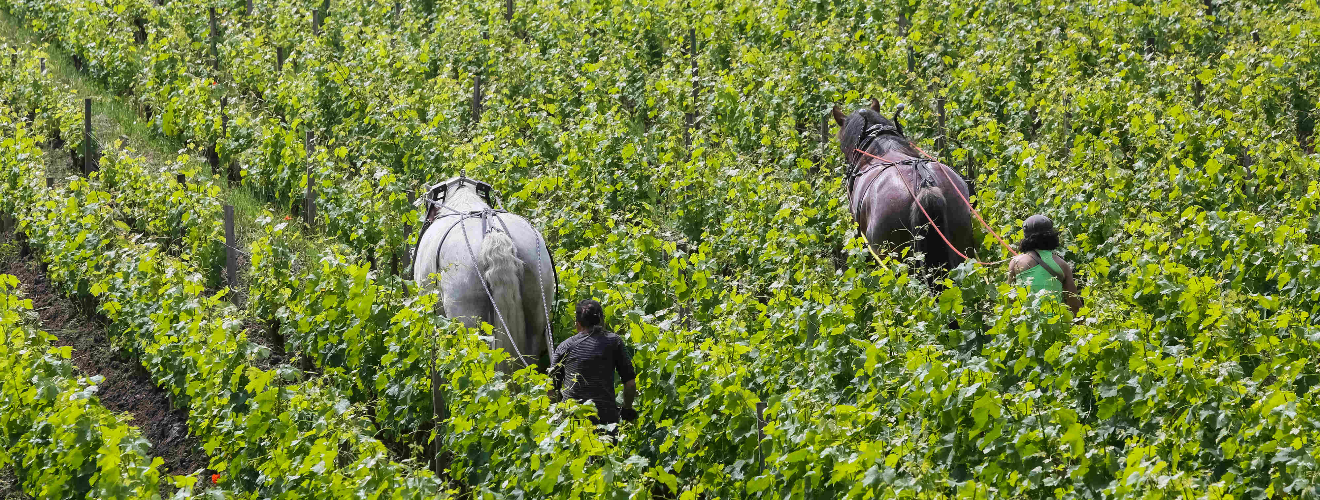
[1027,251,1066,283]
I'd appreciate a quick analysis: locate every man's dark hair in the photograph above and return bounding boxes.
[576,299,605,333]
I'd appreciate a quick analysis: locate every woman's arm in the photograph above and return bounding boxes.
[1058,257,1084,315]
[1007,254,1028,283]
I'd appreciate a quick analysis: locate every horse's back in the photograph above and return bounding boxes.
[852,159,975,265]
[414,209,556,360]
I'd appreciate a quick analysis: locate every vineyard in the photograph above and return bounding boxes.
[0,0,1316,496]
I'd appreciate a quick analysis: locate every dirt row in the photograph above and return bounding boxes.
[0,232,209,484]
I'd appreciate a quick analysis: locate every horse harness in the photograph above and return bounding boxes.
[410,174,561,367]
[412,176,509,272]
[844,152,940,207]
[844,120,940,202]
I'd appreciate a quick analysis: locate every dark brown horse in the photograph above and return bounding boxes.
[832,99,975,273]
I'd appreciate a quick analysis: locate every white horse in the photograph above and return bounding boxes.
[412,176,557,370]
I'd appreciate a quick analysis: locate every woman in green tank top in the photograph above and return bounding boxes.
[1008,215,1084,315]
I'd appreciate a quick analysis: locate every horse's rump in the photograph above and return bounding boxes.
[413,181,556,370]
[849,159,973,270]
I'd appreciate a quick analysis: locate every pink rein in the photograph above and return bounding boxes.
[852,145,1018,265]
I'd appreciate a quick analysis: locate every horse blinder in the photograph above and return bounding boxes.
[419,177,499,212]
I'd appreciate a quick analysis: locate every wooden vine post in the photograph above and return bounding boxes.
[224,205,238,296]
[430,370,449,475]
[818,111,831,162]
[900,11,914,73]
[220,96,239,183]
[429,294,449,475]
[209,8,220,71]
[304,131,316,227]
[685,28,697,155]
[1028,42,1042,141]
[1301,112,1316,155]
[504,0,512,21]
[471,31,488,124]
[470,68,482,123]
[219,96,228,180]
[245,0,252,16]
[756,401,767,472]
[45,177,54,188]
[82,98,93,174]
[276,46,284,73]
[312,10,320,35]
[313,0,329,37]
[935,92,948,159]
[1063,96,1074,158]
[394,223,411,277]
[39,58,45,75]
[398,223,412,295]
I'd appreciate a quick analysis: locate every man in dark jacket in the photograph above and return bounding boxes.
[551,299,638,426]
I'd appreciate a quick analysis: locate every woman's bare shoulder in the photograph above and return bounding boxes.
[1050,252,1074,274]
[1009,253,1034,273]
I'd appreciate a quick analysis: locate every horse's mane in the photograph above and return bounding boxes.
[445,182,490,209]
[839,109,923,166]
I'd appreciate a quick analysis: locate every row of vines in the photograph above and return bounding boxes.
[0,52,456,497]
[1,0,1318,496]
[0,271,165,498]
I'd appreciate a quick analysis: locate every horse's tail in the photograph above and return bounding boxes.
[478,230,526,361]
[910,186,950,270]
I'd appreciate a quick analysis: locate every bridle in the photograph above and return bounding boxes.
[854,121,904,158]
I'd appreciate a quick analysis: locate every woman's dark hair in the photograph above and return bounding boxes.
[575,299,605,333]
[1019,230,1060,252]
[1019,214,1060,252]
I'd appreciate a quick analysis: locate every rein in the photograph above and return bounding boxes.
[848,146,1017,267]
[410,181,561,369]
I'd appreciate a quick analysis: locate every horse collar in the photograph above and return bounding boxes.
[856,122,902,152]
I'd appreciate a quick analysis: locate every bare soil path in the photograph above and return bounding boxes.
[0,235,209,480]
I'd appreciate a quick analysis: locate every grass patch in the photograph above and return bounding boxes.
[0,8,329,308]
[0,8,190,169]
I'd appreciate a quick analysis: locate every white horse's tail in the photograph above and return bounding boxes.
[478,230,526,362]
